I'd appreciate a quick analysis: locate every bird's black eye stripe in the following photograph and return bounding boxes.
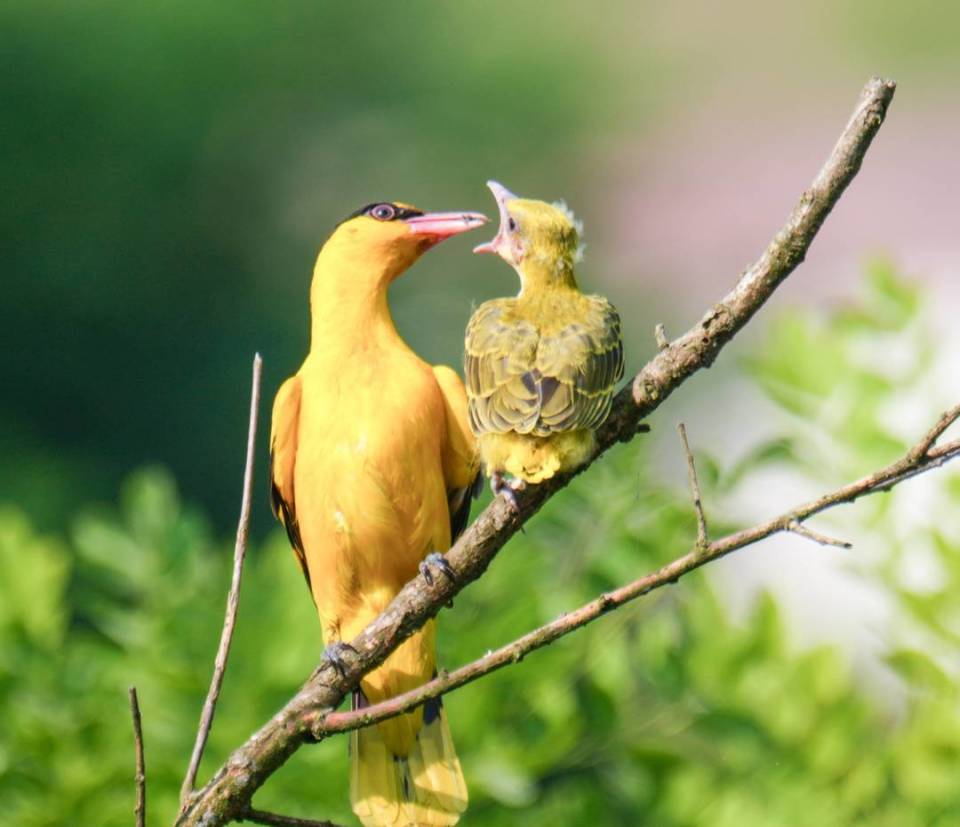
[337,202,425,226]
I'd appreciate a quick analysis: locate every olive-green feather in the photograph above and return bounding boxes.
[465,295,623,438]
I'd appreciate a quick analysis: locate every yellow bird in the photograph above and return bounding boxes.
[466,181,624,501]
[269,200,486,826]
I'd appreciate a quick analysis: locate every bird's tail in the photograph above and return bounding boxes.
[350,653,467,826]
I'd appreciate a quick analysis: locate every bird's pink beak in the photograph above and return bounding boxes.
[473,180,519,255]
[405,211,488,240]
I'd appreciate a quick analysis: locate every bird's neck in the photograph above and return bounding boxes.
[308,246,401,351]
[516,257,579,298]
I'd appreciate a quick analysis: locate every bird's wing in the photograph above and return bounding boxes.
[464,300,541,436]
[432,365,482,542]
[534,296,624,432]
[269,375,310,588]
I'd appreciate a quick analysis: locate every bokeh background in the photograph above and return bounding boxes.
[3,3,960,826]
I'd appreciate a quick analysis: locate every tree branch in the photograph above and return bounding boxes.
[175,76,897,826]
[179,354,263,810]
[129,686,146,827]
[316,403,959,736]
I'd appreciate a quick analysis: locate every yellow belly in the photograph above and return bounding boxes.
[479,429,596,483]
[294,352,449,754]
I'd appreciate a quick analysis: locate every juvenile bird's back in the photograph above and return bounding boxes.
[465,289,623,482]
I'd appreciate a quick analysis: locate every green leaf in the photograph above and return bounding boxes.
[0,508,69,649]
[886,649,953,693]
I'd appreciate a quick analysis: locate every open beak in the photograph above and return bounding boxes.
[473,180,519,255]
[405,211,488,240]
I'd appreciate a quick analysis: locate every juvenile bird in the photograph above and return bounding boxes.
[466,181,624,502]
[270,201,486,826]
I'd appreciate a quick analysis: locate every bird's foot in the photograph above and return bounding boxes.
[491,471,526,512]
[321,641,357,678]
[419,551,456,587]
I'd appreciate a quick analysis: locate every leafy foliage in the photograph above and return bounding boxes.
[2,269,958,826]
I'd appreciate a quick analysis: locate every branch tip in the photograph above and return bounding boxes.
[909,402,960,462]
[128,686,146,827]
[654,323,669,350]
[787,519,852,549]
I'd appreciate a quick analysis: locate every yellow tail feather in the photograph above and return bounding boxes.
[350,695,467,827]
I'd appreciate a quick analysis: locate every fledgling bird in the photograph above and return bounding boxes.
[465,181,624,502]
[270,201,486,826]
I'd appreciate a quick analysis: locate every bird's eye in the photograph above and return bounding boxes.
[508,217,517,232]
[370,203,397,221]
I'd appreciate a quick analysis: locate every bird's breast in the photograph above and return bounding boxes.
[294,348,449,561]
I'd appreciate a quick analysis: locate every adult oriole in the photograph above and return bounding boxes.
[270,201,486,826]
[466,181,624,501]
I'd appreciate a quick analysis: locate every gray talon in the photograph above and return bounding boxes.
[322,641,357,677]
[491,472,524,512]
[420,551,456,586]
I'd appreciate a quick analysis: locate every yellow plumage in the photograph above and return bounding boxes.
[466,182,624,490]
[270,201,485,826]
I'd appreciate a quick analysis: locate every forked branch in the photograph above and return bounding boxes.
[315,404,960,736]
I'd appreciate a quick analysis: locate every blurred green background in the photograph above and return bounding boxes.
[3,3,960,826]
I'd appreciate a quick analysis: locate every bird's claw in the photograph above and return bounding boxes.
[322,641,357,678]
[419,551,456,587]
[490,472,526,512]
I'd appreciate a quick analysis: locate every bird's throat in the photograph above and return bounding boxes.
[309,249,401,351]
[517,257,579,298]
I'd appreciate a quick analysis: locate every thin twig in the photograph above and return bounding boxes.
[315,403,959,736]
[787,519,852,549]
[176,77,897,827]
[241,808,345,827]
[677,423,709,548]
[179,354,263,809]
[128,687,146,827]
